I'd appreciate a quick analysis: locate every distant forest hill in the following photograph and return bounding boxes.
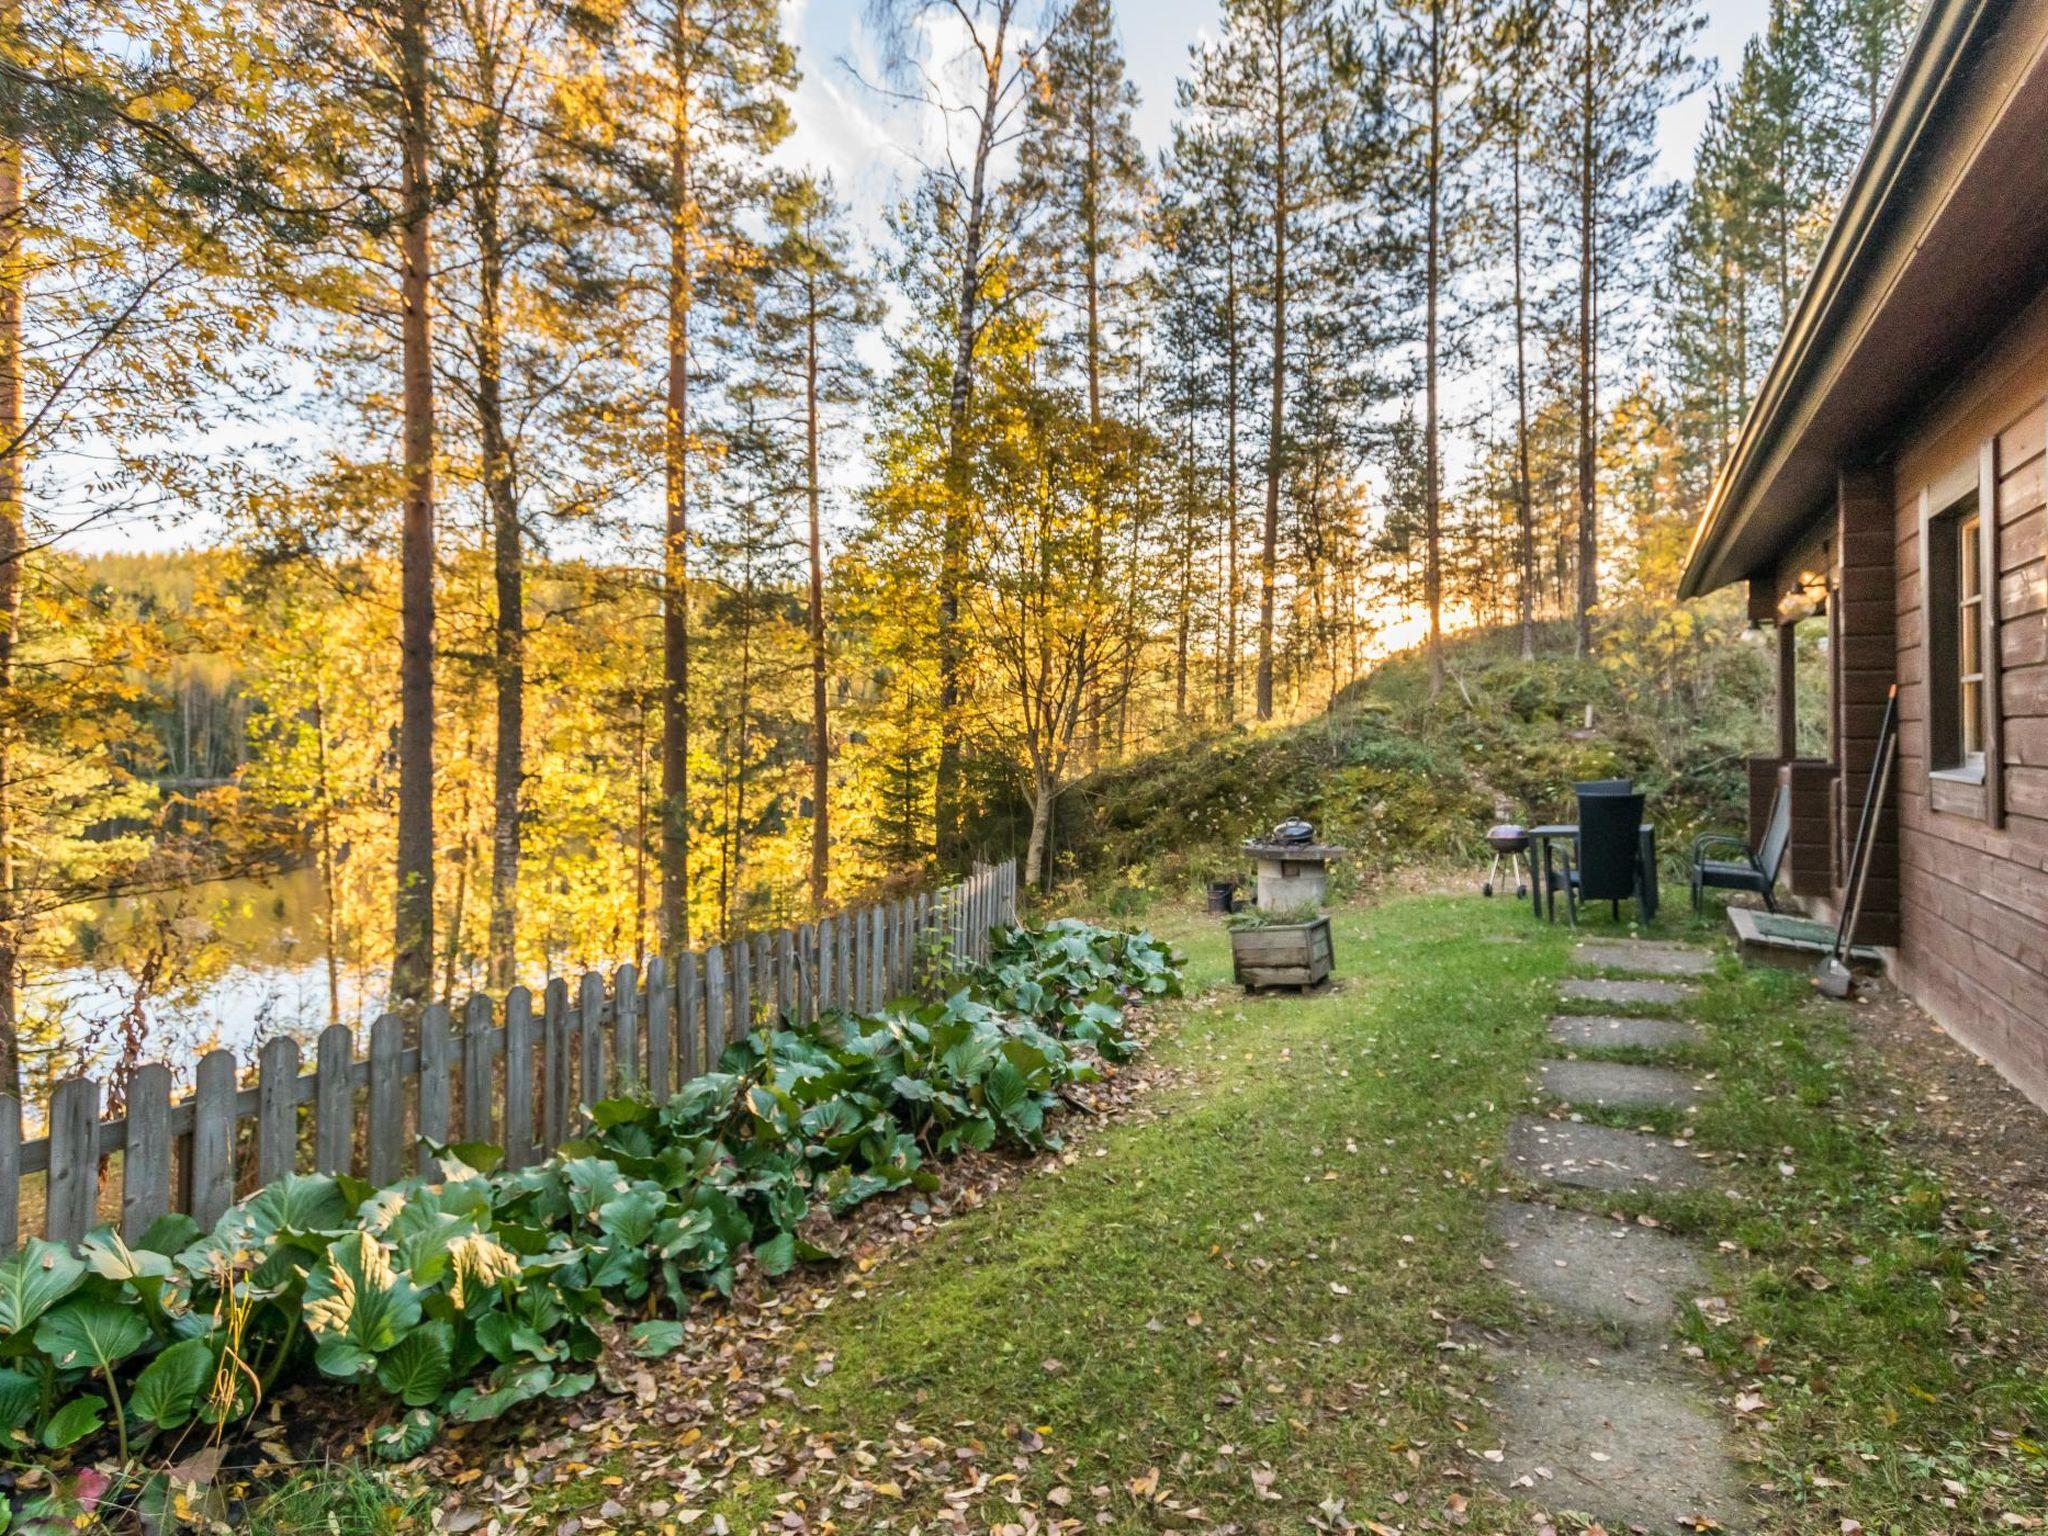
[6,0,1915,1090]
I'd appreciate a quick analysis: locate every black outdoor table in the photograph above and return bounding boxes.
[1525,823,1659,922]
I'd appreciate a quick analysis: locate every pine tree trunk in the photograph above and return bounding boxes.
[1256,22,1287,723]
[1573,0,1598,661]
[1423,1,1445,702]
[806,288,829,912]
[1511,84,1536,662]
[391,0,438,1011]
[0,0,22,1094]
[1223,250,1240,722]
[937,14,1010,868]
[475,83,523,992]
[661,53,694,950]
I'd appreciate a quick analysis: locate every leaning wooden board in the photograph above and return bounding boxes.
[1231,916,1334,989]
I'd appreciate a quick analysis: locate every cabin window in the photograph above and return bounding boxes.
[1958,511,1985,761]
[1925,496,1986,779]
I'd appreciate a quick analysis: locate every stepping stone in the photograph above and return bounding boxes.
[1548,1013,1704,1051]
[1481,1348,1747,1532]
[1575,940,1715,977]
[1537,1059,1707,1112]
[1559,977,1696,1008]
[1491,1202,1710,1335]
[1506,1117,1708,1192]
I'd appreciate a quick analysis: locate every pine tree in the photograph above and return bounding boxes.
[1556,0,1702,657]
[1185,0,1346,721]
[867,0,1057,865]
[747,174,878,912]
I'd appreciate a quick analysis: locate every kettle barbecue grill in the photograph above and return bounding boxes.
[1483,823,1530,899]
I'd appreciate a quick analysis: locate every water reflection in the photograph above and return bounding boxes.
[38,867,382,1090]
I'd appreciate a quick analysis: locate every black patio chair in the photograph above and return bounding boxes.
[1548,791,1647,925]
[1573,777,1634,797]
[1691,784,1790,913]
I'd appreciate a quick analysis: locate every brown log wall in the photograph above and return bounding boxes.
[1890,286,2048,1109]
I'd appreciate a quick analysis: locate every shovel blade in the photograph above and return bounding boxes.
[1814,956,1855,999]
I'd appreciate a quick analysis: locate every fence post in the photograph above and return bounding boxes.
[0,1094,18,1252]
[256,1037,301,1186]
[645,955,672,1104]
[463,992,495,1145]
[542,979,570,1150]
[368,1015,405,1188]
[315,1024,354,1176]
[122,1063,173,1243]
[577,973,606,1125]
[731,939,752,1042]
[504,986,536,1169]
[776,929,796,1025]
[612,962,639,1096]
[704,946,728,1063]
[45,1077,100,1247]
[678,952,703,1082]
[418,1003,453,1172]
[191,1049,239,1230]
[816,917,835,1013]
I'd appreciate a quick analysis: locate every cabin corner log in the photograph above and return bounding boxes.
[5,860,1016,1252]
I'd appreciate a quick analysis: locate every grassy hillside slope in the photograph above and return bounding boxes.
[1050,622,1775,899]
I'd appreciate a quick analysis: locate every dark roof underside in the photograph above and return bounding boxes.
[1679,0,2048,599]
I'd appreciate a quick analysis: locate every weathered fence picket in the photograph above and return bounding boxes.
[504,988,536,1170]
[5,859,1015,1252]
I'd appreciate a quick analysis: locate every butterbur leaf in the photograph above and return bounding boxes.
[242,1173,349,1236]
[302,1231,424,1378]
[375,1325,453,1407]
[136,1212,203,1257]
[445,1361,552,1423]
[34,1300,152,1374]
[753,1231,799,1277]
[0,1240,86,1339]
[371,1407,441,1462]
[78,1231,172,1285]
[130,1337,215,1429]
[0,1367,39,1433]
[628,1320,687,1358]
[41,1393,105,1451]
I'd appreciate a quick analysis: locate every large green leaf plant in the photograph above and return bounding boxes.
[0,919,1180,1507]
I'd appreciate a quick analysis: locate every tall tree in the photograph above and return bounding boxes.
[1475,0,1555,660]
[749,173,876,911]
[1020,0,1146,764]
[1558,0,1700,656]
[1185,0,1344,722]
[868,0,1054,863]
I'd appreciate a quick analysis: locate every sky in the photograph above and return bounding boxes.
[775,0,1777,230]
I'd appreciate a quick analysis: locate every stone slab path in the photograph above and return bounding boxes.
[1559,976,1698,1007]
[1575,940,1718,977]
[1492,1201,1708,1338]
[1548,1012,1705,1051]
[1506,1117,1708,1192]
[1537,1059,1708,1113]
[1481,1347,1747,1533]
[1487,940,1746,1529]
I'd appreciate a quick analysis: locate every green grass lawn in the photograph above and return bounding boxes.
[506,890,2046,1535]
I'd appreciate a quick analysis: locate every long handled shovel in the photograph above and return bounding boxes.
[1816,684,1899,999]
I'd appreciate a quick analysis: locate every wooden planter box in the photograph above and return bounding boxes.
[1231,916,1334,990]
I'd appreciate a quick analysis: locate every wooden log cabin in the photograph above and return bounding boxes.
[1678,0,2048,1106]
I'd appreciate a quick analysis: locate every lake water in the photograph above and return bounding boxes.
[36,867,385,1096]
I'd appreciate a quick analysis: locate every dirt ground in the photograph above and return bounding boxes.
[1841,976,2048,1274]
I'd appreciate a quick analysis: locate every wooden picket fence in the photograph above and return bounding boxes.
[0,860,1018,1255]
